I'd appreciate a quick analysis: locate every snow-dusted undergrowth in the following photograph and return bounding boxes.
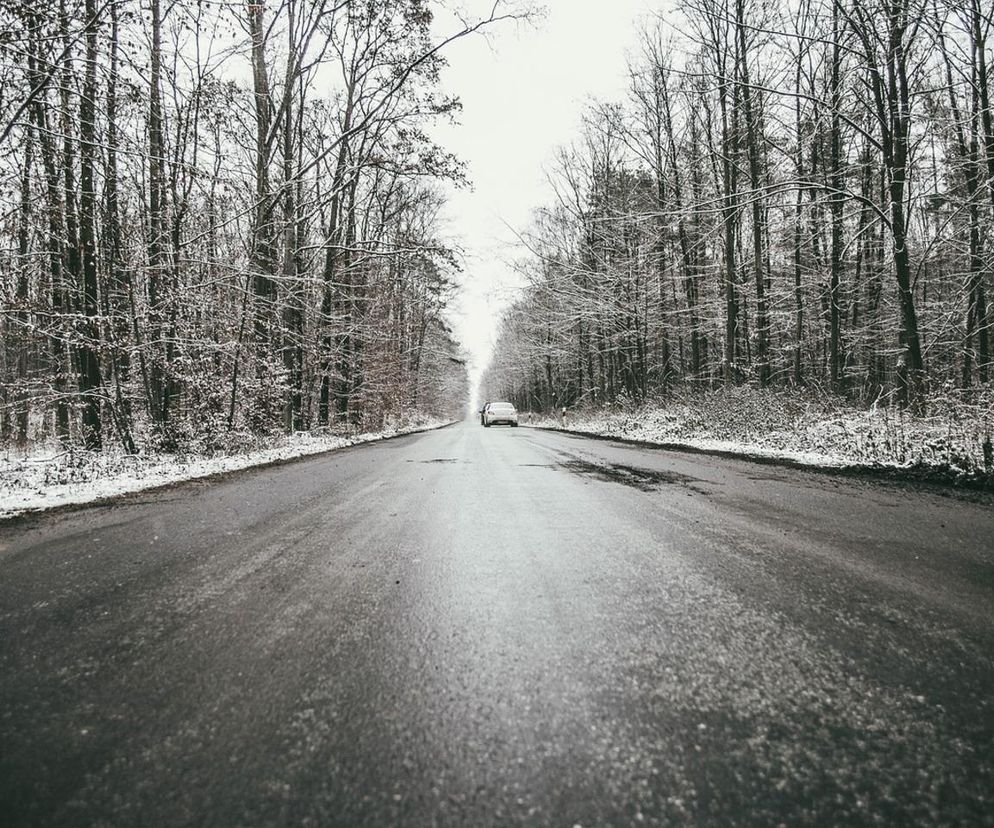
[530,386,994,484]
[0,416,450,520]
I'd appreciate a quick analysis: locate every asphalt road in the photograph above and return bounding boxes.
[2,421,993,826]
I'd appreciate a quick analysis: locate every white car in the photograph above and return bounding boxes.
[483,402,519,427]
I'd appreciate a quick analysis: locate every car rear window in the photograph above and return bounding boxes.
[490,403,515,411]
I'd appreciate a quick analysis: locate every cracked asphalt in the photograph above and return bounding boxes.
[1,421,992,826]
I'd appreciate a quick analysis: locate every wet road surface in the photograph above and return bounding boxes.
[2,421,993,826]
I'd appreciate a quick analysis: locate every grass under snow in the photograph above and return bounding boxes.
[529,386,994,487]
[0,414,449,521]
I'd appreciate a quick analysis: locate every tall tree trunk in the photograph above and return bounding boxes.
[718,33,740,383]
[103,0,136,453]
[966,1,991,380]
[281,45,304,433]
[14,104,33,445]
[338,175,360,423]
[58,0,85,440]
[845,0,925,405]
[660,63,700,379]
[78,0,103,450]
[249,1,277,350]
[28,28,70,441]
[886,3,924,405]
[793,55,806,386]
[828,0,844,390]
[148,0,171,431]
[736,0,770,386]
[319,84,354,426]
[940,23,988,388]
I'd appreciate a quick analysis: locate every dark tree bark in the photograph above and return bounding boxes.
[103,0,136,453]
[844,0,926,405]
[735,0,770,386]
[77,0,104,450]
[318,83,354,426]
[147,0,172,431]
[715,17,740,383]
[28,26,70,441]
[282,57,305,433]
[828,0,844,390]
[793,53,806,386]
[659,62,701,379]
[14,96,33,445]
[249,1,278,354]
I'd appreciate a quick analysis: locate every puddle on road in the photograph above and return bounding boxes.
[560,458,699,492]
[402,454,701,493]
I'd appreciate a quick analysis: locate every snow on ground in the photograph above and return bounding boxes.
[0,418,451,521]
[524,386,994,482]
[4,389,991,522]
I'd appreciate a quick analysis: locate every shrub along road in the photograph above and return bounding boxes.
[1,421,992,825]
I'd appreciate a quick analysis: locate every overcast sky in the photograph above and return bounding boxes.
[431,0,657,392]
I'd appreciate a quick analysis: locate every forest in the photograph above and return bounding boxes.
[0,0,518,455]
[482,0,994,426]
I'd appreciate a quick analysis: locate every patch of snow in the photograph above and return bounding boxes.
[522,387,993,479]
[0,419,450,521]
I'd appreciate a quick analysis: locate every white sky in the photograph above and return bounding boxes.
[431,0,659,392]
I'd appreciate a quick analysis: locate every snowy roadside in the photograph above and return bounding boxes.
[0,419,452,521]
[530,420,854,468]
[522,387,994,486]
